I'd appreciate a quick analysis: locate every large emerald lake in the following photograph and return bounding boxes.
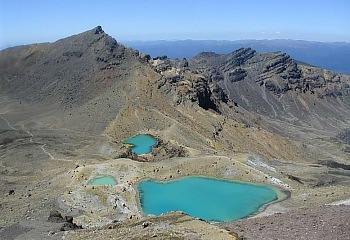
[139,176,278,222]
[125,134,157,155]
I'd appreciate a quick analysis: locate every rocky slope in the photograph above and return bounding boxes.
[137,47,350,140]
[0,26,135,106]
[164,48,350,135]
[1,27,349,240]
[219,205,350,240]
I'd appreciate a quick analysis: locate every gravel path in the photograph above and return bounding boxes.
[218,205,350,240]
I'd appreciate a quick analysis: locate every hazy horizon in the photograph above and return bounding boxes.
[2,35,350,51]
[1,0,350,49]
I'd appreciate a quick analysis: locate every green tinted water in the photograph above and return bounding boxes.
[139,176,278,222]
[88,176,117,186]
[125,134,157,155]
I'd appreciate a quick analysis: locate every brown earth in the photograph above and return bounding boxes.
[218,205,350,240]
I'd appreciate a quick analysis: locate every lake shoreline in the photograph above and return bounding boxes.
[60,154,348,228]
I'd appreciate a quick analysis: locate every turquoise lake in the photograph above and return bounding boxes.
[125,134,158,155]
[139,177,278,222]
[88,176,117,186]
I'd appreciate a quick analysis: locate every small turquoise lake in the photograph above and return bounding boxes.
[88,176,117,186]
[139,177,279,222]
[125,134,158,155]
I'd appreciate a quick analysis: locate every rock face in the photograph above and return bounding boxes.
[188,47,350,100]
[149,56,228,113]
[183,48,350,134]
[48,210,82,231]
[137,47,350,134]
[149,57,225,112]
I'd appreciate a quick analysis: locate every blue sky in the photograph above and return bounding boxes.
[0,0,349,48]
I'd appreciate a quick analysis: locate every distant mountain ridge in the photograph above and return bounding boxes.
[124,39,350,74]
[1,28,350,137]
[148,47,350,138]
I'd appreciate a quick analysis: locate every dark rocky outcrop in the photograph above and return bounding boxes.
[150,56,228,113]
[60,222,83,231]
[151,139,188,160]
[223,48,256,68]
[226,68,247,83]
[48,210,65,223]
[318,160,350,171]
[48,210,82,231]
[117,138,188,162]
[94,26,104,34]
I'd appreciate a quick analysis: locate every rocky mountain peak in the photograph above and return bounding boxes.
[94,25,104,34]
[0,26,137,107]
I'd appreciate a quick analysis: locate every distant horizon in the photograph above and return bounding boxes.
[1,32,350,51]
[1,0,350,50]
[122,38,350,44]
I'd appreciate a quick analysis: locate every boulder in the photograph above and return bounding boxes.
[60,222,82,231]
[48,210,65,223]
